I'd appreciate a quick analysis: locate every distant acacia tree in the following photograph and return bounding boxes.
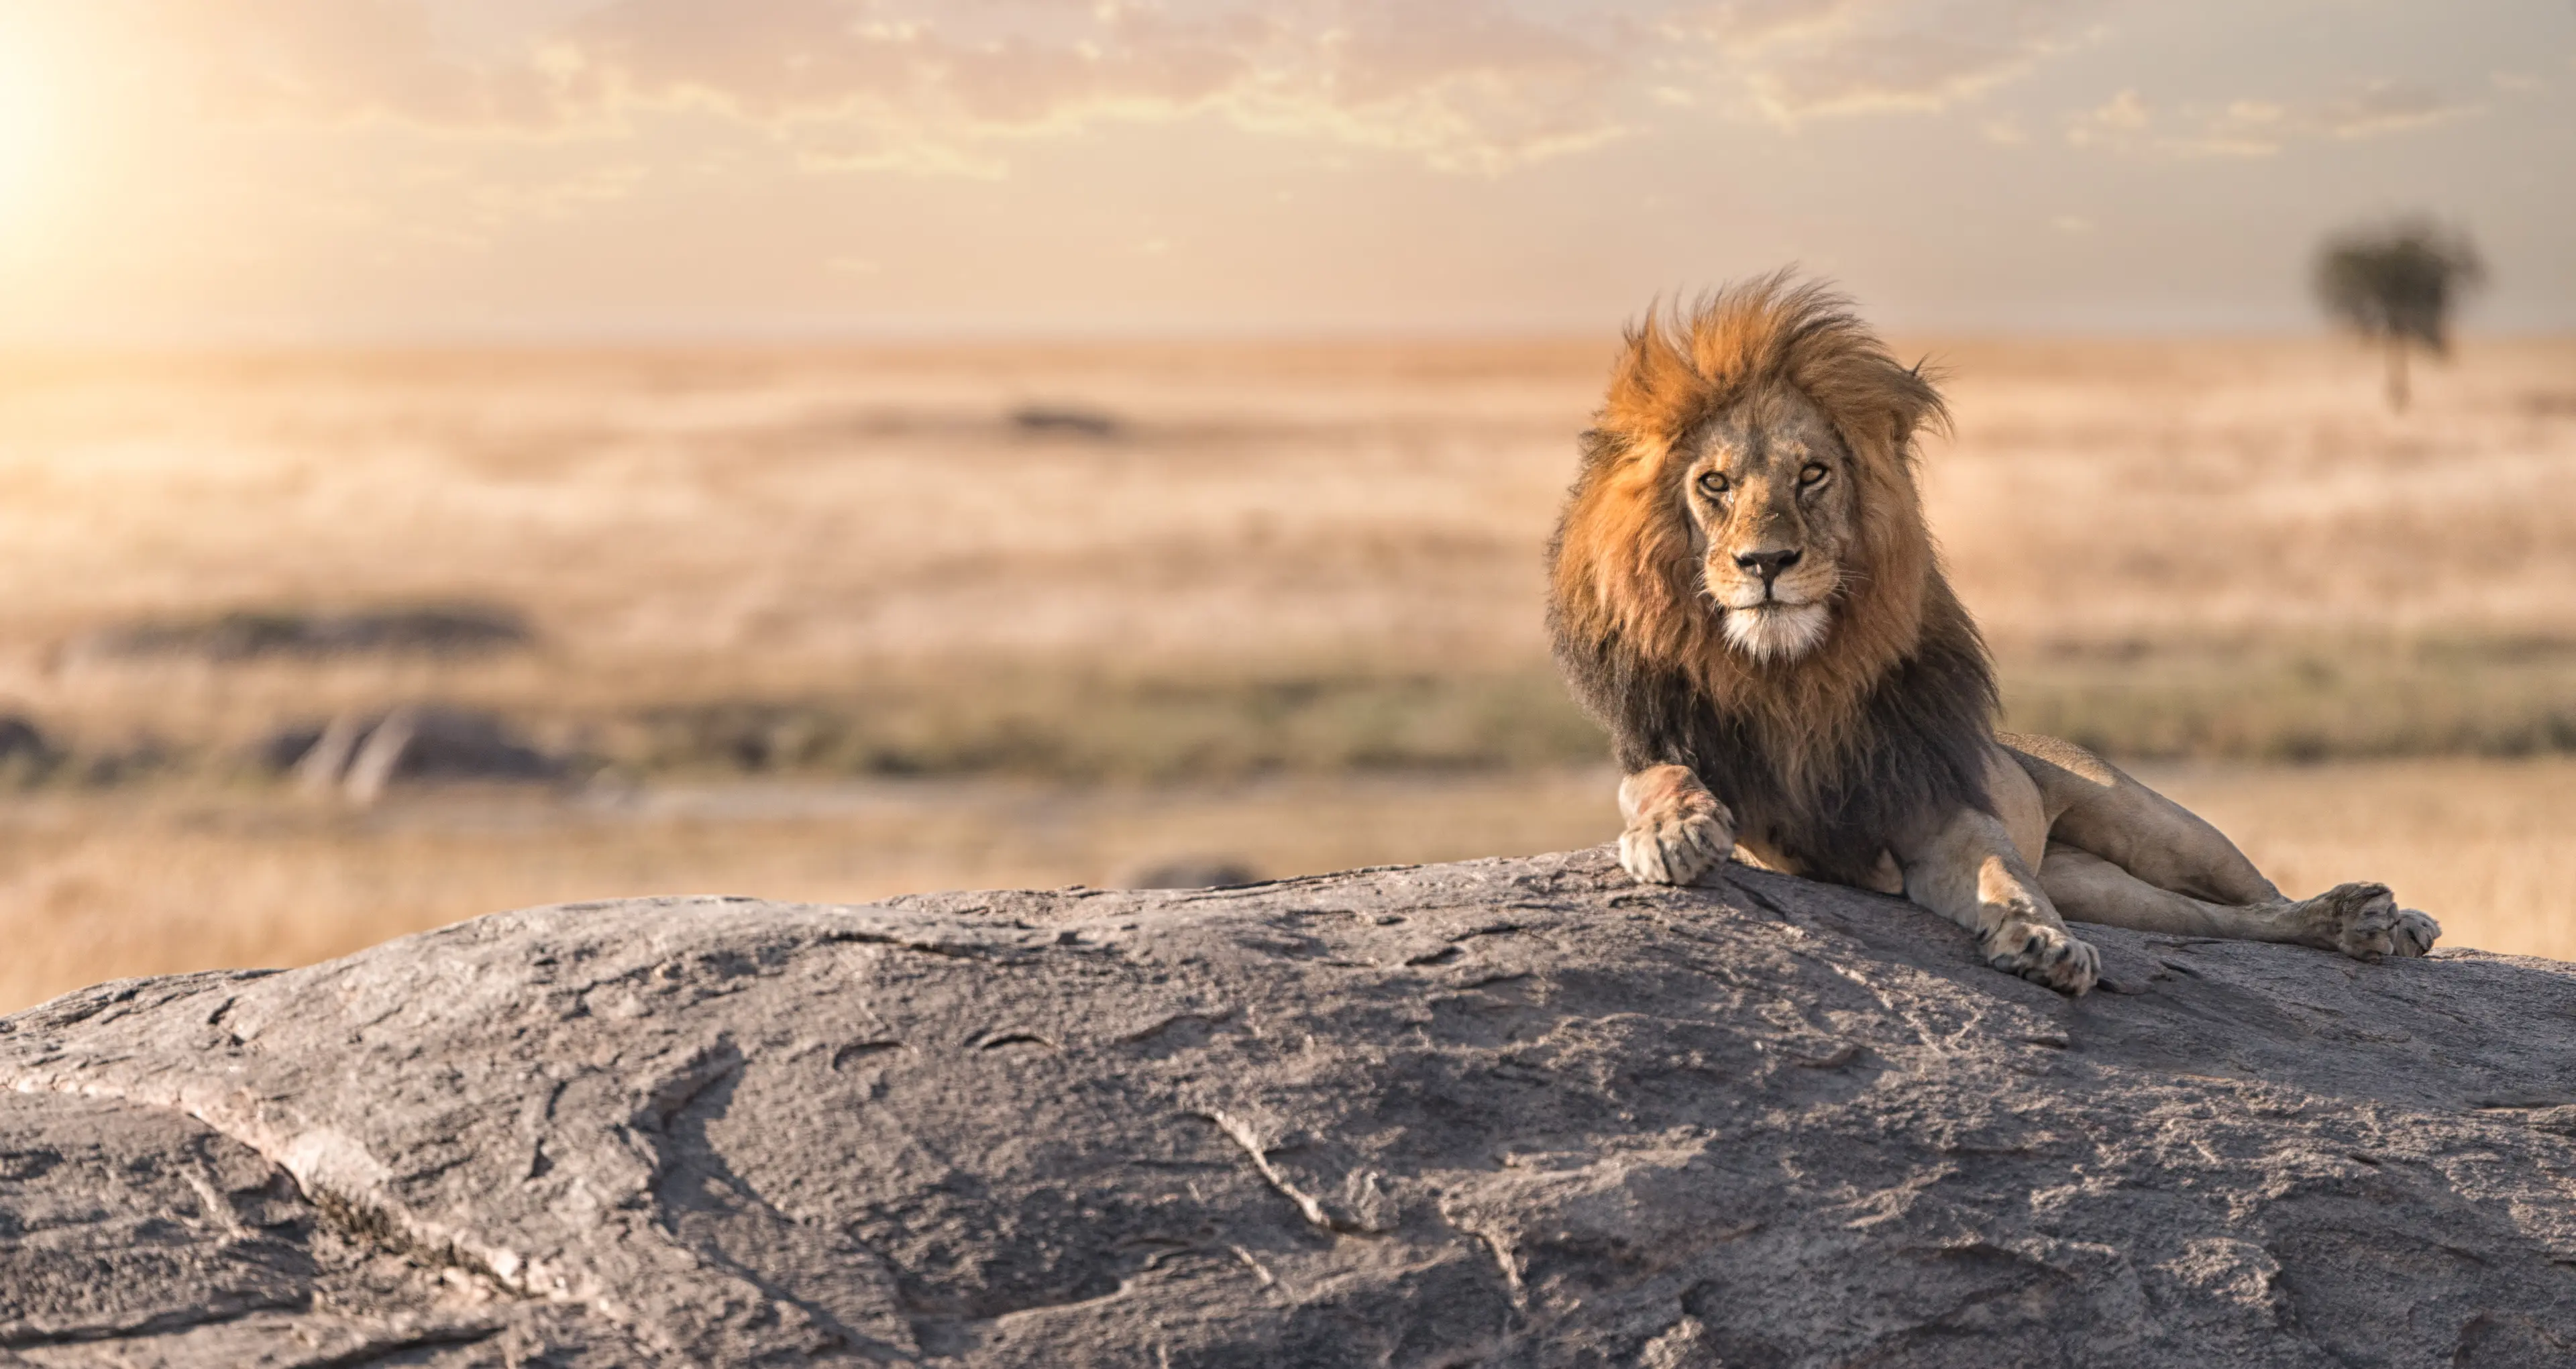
[2312,218,2485,413]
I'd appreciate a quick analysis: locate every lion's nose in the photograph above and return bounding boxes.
[1735,547,1803,584]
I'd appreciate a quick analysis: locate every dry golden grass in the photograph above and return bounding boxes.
[5,336,2571,757]
[0,335,2571,1009]
[1926,338,2576,646]
[5,759,2567,1014]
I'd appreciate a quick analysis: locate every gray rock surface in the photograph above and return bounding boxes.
[3,848,2573,1366]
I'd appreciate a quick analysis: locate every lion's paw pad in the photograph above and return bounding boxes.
[1986,922,2100,996]
[1619,810,1730,886]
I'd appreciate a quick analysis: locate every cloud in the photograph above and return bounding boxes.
[2061,87,2149,146]
[1663,0,2107,123]
[2063,80,2476,158]
[88,0,2103,173]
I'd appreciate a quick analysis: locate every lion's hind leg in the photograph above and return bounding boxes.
[2000,731,2282,906]
[2038,845,2438,961]
[2006,732,2440,959]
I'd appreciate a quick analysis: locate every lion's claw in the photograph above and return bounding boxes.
[1985,921,2100,996]
[1619,808,1730,885]
[2301,881,2439,961]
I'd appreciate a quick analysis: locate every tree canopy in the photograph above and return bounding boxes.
[2314,219,2485,355]
[2312,219,2484,410]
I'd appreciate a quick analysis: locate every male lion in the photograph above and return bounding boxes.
[1547,274,2439,995]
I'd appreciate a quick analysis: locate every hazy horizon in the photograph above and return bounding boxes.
[0,323,2569,354]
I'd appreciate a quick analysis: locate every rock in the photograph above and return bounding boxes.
[0,714,56,779]
[0,715,48,759]
[1007,404,1121,439]
[3,849,2573,1367]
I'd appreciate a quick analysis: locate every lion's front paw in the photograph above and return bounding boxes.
[1619,806,1730,885]
[1616,765,1733,885]
[2299,882,2439,961]
[1984,920,2100,996]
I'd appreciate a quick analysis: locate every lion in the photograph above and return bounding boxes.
[1546,273,2439,995]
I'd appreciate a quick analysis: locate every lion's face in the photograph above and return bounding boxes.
[1678,386,1859,663]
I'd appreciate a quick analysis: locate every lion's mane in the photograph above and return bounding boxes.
[1546,274,1999,883]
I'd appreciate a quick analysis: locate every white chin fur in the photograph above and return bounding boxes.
[1723,603,1831,662]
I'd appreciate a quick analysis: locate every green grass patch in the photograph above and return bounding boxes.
[2000,637,2576,762]
[612,639,2576,779]
[606,669,1611,781]
[30,637,2576,788]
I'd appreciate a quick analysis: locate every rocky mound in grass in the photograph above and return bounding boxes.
[4,850,2573,1367]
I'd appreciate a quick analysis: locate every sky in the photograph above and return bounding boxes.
[0,0,2568,343]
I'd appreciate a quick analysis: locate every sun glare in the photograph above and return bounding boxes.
[0,36,66,226]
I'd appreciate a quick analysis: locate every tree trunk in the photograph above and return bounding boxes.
[2384,338,2410,413]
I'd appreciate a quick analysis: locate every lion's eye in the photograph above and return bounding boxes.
[1799,463,1829,487]
[1697,471,1730,498]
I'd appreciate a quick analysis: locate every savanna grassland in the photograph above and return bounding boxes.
[1,336,2572,1009]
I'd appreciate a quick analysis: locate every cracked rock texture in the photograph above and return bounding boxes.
[4,848,2575,1366]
